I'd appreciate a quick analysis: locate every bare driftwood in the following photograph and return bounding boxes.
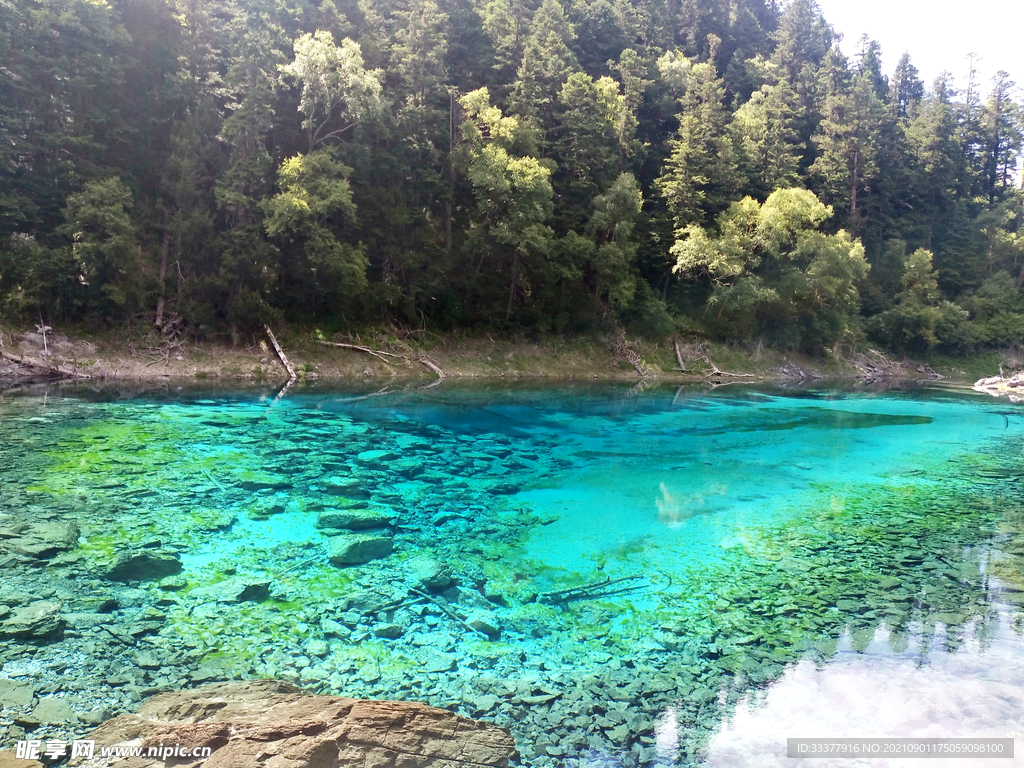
[673,338,687,373]
[264,325,297,382]
[0,349,92,380]
[698,344,753,379]
[609,327,653,377]
[315,340,404,365]
[316,337,445,380]
[419,355,446,379]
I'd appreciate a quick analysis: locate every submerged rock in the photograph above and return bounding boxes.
[0,678,35,707]
[373,623,405,639]
[406,556,452,589]
[21,697,76,727]
[191,577,271,603]
[105,551,183,582]
[327,535,394,566]
[4,521,80,559]
[316,508,393,531]
[322,481,372,499]
[85,679,517,767]
[467,613,501,639]
[0,600,65,640]
[878,576,902,590]
[418,648,457,673]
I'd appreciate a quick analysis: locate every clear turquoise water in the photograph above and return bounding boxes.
[1,383,1023,766]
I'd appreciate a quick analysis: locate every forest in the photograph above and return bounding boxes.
[1,0,1023,353]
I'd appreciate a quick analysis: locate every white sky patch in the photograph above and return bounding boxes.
[814,0,1024,94]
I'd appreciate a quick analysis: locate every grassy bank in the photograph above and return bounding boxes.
[0,322,1007,387]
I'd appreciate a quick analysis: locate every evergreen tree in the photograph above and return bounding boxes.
[510,0,579,128]
[658,62,740,228]
[889,53,924,122]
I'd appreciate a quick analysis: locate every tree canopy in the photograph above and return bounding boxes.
[1,0,1022,351]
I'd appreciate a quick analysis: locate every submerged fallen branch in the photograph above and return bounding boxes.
[538,575,646,605]
[410,587,489,638]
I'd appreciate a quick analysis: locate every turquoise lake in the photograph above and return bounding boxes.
[1,383,1023,766]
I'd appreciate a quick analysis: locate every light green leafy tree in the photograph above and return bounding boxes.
[283,30,384,152]
[58,178,142,313]
[459,87,554,319]
[264,150,368,301]
[671,188,869,346]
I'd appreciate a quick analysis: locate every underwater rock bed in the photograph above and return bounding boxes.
[1,385,1023,767]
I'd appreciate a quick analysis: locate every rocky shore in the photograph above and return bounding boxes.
[0,679,517,768]
[973,372,1024,402]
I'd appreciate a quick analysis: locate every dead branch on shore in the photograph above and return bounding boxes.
[315,336,446,380]
[0,349,92,380]
[315,340,405,365]
[264,325,297,382]
[609,327,653,377]
[697,344,753,379]
[674,338,687,373]
[419,355,446,379]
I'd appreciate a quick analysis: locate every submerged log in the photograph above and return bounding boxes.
[538,575,645,605]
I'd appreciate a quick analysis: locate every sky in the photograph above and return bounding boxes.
[814,0,1024,94]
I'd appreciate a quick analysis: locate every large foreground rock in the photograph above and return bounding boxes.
[105,551,182,582]
[4,521,80,559]
[0,600,65,640]
[327,535,394,566]
[74,679,516,768]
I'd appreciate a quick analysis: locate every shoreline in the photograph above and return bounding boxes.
[0,324,998,391]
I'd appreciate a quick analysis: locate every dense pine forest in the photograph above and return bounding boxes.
[1,0,1023,353]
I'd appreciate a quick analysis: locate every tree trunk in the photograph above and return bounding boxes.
[446,90,457,255]
[850,149,859,233]
[155,211,170,329]
[506,253,519,321]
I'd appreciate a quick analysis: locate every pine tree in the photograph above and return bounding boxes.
[889,52,924,122]
[658,61,740,228]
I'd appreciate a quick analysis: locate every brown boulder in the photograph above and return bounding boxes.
[79,679,516,768]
